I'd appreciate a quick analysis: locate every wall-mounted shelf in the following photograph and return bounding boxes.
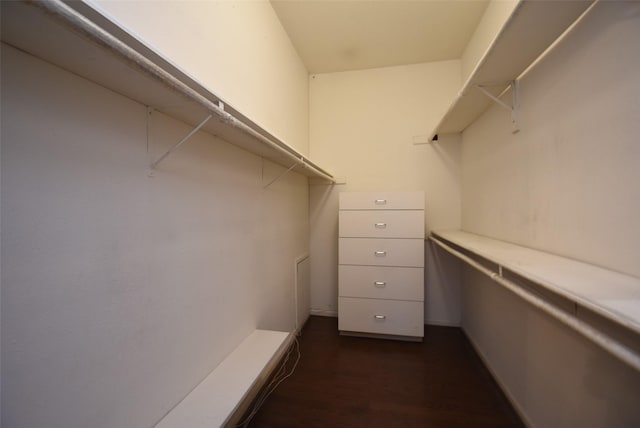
[430,230,640,371]
[429,0,594,141]
[0,0,335,182]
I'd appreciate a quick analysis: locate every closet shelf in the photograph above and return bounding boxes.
[429,0,594,141]
[431,230,640,335]
[430,230,640,371]
[0,0,334,182]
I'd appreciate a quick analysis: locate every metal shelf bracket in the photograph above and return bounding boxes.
[263,160,301,189]
[149,114,213,171]
[476,80,520,134]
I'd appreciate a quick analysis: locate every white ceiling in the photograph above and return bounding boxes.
[271,0,489,74]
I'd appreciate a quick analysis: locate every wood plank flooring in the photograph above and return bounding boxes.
[246,316,524,428]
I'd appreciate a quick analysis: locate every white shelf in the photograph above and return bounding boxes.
[156,329,291,428]
[430,0,594,140]
[432,230,640,335]
[0,1,334,181]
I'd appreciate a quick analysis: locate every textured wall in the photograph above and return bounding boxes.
[460,2,640,427]
[308,61,463,325]
[1,45,308,428]
[90,0,310,154]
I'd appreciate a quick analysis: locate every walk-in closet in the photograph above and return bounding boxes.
[1,1,639,427]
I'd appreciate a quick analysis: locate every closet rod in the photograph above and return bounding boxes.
[32,0,334,183]
[429,234,640,373]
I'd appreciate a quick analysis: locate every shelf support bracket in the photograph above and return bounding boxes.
[150,114,213,170]
[476,80,520,134]
[263,161,300,189]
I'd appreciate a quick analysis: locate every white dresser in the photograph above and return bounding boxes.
[338,191,425,340]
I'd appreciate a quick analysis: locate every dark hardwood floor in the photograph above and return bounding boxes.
[246,316,524,428]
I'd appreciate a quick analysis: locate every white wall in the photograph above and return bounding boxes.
[308,61,463,325]
[1,42,308,428]
[89,0,310,155]
[459,2,640,426]
[462,267,640,428]
[462,1,640,278]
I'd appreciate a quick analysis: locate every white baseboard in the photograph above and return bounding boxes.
[461,328,534,428]
[425,319,461,327]
[310,308,338,317]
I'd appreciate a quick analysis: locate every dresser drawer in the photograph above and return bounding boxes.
[339,210,424,238]
[339,192,424,210]
[339,265,424,301]
[339,238,424,267]
[338,297,424,337]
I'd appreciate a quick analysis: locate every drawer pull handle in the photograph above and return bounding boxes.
[374,281,386,288]
[374,315,386,320]
[374,222,387,229]
[374,251,387,257]
[374,199,387,205]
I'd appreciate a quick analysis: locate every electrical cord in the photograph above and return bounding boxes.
[236,335,301,427]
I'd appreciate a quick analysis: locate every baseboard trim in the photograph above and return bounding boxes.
[310,309,338,317]
[461,327,534,428]
[425,320,462,327]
